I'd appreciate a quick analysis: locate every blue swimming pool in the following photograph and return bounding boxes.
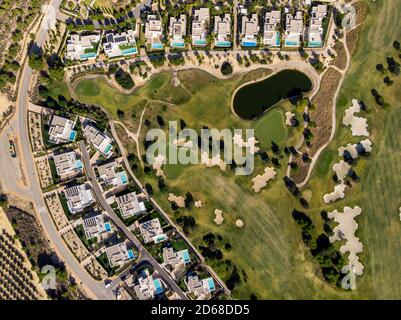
[121,47,137,55]
[80,52,96,60]
[153,278,163,294]
[103,144,112,155]
[216,41,231,47]
[127,249,135,260]
[171,42,185,48]
[308,41,323,48]
[69,130,77,141]
[154,234,167,243]
[152,43,164,50]
[75,160,83,169]
[206,278,215,291]
[118,171,128,185]
[285,40,299,46]
[275,33,281,46]
[180,249,190,263]
[105,222,111,232]
[242,40,257,47]
[194,39,207,46]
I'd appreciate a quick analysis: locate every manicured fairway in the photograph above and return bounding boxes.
[254,109,288,149]
[71,0,401,298]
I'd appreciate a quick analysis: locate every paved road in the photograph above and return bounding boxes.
[78,141,188,300]
[0,0,116,300]
[108,121,232,296]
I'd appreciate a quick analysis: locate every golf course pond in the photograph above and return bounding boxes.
[232,69,313,120]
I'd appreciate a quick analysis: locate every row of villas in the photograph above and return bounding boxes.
[65,4,329,61]
[45,112,219,298]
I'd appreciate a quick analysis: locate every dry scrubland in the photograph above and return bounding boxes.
[71,0,401,299]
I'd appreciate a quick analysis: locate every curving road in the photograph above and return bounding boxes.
[1,0,115,300]
[78,141,188,300]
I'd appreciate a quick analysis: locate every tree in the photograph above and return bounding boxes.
[283,176,300,197]
[28,53,43,71]
[271,141,280,154]
[220,61,233,75]
[184,192,194,208]
[117,109,125,118]
[394,40,401,50]
[145,183,153,195]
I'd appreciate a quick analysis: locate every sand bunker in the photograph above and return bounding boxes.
[214,209,224,225]
[201,152,227,171]
[233,134,260,155]
[323,182,347,204]
[338,139,372,159]
[285,111,295,126]
[168,193,185,207]
[194,200,203,208]
[328,206,364,276]
[343,99,369,137]
[152,154,166,177]
[173,138,194,149]
[251,167,277,193]
[333,160,351,181]
[235,219,244,228]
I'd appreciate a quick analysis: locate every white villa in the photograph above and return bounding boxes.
[83,123,113,158]
[284,11,304,47]
[263,10,281,47]
[186,275,215,300]
[241,14,259,47]
[53,151,83,177]
[214,14,231,48]
[162,247,190,280]
[82,211,112,240]
[145,15,164,50]
[64,183,95,214]
[169,15,187,48]
[105,241,135,268]
[48,115,77,145]
[65,33,100,61]
[103,29,138,58]
[192,8,210,46]
[138,218,167,244]
[115,192,146,219]
[133,269,164,300]
[97,162,128,188]
[307,4,328,48]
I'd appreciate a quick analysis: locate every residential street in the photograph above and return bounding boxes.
[78,141,188,300]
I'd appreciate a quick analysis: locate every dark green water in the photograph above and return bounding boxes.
[233,70,313,120]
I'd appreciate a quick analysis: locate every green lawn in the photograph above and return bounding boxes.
[70,0,401,299]
[255,109,289,149]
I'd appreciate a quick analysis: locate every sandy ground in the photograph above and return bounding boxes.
[152,154,166,177]
[328,206,364,276]
[213,209,224,225]
[333,160,351,181]
[0,207,47,298]
[233,134,260,155]
[251,167,277,193]
[235,219,244,228]
[200,152,227,171]
[343,99,369,137]
[338,138,372,159]
[168,193,185,208]
[285,111,295,126]
[0,93,12,115]
[194,200,202,208]
[323,182,347,204]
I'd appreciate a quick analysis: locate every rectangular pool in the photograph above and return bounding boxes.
[242,40,257,47]
[69,130,77,141]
